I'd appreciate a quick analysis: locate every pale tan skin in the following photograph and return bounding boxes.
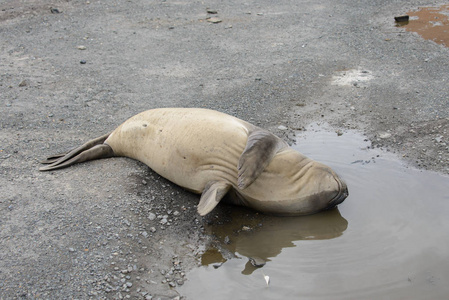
[40,108,348,216]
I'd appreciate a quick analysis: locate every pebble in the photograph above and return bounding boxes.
[207,17,222,23]
[278,125,288,130]
[80,60,87,64]
[176,279,184,285]
[77,45,87,50]
[248,256,266,267]
[148,213,156,220]
[149,227,156,233]
[68,247,76,252]
[125,282,132,288]
[207,9,218,14]
[213,262,223,269]
[141,231,148,238]
[379,132,392,139]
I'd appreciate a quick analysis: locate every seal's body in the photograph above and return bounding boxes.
[40,108,348,216]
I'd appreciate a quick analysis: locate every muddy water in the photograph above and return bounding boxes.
[397,4,449,47]
[179,123,449,299]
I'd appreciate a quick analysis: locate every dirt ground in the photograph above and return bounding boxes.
[1,0,448,299]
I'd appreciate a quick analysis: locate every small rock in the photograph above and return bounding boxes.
[176,279,184,285]
[18,80,28,87]
[149,227,156,233]
[125,282,133,288]
[173,211,180,216]
[224,236,230,244]
[379,132,392,139]
[141,231,148,238]
[336,130,343,136]
[77,45,87,50]
[207,17,222,23]
[168,282,176,288]
[80,60,87,64]
[242,226,251,231]
[68,247,76,252]
[394,15,409,22]
[213,262,223,269]
[435,136,443,143]
[278,125,288,130]
[148,213,156,220]
[50,7,60,14]
[207,9,218,14]
[248,256,266,267]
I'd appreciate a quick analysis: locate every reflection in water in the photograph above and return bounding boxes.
[397,4,449,47]
[180,123,449,299]
[202,209,347,274]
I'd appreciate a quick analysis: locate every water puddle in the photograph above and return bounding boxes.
[396,4,449,47]
[179,123,449,299]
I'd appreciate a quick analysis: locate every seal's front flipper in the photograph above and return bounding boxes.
[238,129,288,189]
[197,181,231,216]
[39,133,113,171]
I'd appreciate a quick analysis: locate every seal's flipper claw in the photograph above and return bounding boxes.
[197,181,231,216]
[237,129,288,189]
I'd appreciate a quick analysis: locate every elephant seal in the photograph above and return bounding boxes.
[40,108,348,216]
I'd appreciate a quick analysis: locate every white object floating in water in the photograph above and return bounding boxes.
[263,273,270,286]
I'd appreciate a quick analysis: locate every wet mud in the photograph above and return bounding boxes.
[180,124,449,299]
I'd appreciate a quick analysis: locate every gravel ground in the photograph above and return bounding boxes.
[1,0,448,299]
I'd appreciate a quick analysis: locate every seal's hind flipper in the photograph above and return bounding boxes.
[40,152,69,164]
[39,133,113,171]
[238,129,288,189]
[197,181,231,216]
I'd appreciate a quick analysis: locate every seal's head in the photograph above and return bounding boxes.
[238,152,349,216]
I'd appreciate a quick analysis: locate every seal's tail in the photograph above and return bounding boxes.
[39,133,114,171]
